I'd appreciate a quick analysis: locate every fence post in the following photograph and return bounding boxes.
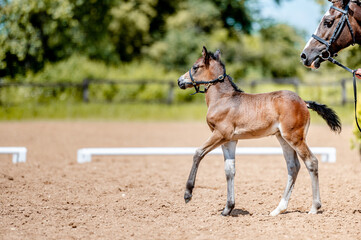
[250,81,257,93]
[341,79,347,106]
[292,79,299,95]
[82,78,90,103]
[167,82,175,105]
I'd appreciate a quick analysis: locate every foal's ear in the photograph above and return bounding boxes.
[202,46,208,57]
[202,46,210,65]
[214,49,221,61]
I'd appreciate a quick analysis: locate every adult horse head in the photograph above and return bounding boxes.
[301,0,361,69]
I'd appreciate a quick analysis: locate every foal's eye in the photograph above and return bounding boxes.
[192,65,199,71]
[324,19,334,28]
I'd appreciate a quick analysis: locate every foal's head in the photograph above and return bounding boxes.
[177,46,224,90]
[301,0,361,69]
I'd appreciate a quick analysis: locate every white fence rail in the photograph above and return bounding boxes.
[77,147,336,164]
[0,147,27,163]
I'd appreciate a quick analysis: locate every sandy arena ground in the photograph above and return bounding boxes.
[0,121,361,239]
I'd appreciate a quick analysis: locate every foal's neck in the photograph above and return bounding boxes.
[205,76,239,107]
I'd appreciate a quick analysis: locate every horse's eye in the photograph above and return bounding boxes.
[324,19,333,28]
[192,65,199,71]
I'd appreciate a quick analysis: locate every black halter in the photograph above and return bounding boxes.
[312,2,355,60]
[188,67,227,95]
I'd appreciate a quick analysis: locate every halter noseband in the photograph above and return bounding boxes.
[188,67,227,95]
[312,2,356,60]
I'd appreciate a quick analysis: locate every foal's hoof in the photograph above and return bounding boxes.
[184,192,192,203]
[221,209,232,216]
[270,208,286,217]
[308,202,322,214]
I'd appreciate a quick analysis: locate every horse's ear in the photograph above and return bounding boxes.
[202,46,210,65]
[214,49,221,61]
[202,46,208,57]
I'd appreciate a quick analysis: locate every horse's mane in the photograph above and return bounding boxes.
[226,75,244,93]
[208,51,244,93]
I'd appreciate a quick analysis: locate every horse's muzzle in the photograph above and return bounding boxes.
[300,51,323,69]
[177,77,186,89]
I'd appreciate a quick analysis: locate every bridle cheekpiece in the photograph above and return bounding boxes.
[312,1,356,60]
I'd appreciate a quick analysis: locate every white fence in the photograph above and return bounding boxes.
[77,147,336,164]
[0,147,27,163]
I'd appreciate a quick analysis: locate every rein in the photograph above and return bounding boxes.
[327,56,361,132]
[188,68,227,95]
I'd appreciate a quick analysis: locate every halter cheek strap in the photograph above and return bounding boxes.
[188,68,226,95]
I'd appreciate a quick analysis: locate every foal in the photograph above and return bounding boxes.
[177,47,341,216]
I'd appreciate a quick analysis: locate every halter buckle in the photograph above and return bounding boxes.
[218,75,224,81]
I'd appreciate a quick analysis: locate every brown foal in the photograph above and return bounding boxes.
[177,47,341,216]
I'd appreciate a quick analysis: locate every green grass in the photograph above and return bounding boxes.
[0,101,355,126]
[0,102,208,121]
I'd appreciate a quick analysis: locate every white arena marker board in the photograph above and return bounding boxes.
[0,147,27,163]
[77,147,336,164]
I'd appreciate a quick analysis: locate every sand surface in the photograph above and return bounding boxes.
[0,121,361,239]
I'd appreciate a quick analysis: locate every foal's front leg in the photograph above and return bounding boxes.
[184,131,225,203]
[221,140,237,216]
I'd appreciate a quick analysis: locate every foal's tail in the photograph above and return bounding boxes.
[305,101,342,133]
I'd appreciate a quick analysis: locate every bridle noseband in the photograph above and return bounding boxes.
[188,67,227,95]
[312,2,356,60]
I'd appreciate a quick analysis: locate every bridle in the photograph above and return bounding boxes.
[312,1,361,132]
[312,1,356,60]
[188,66,227,95]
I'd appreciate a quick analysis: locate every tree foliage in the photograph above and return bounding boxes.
[1,0,304,79]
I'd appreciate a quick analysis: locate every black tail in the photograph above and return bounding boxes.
[305,101,342,133]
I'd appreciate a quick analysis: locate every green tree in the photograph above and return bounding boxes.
[0,0,297,77]
[258,24,305,78]
[108,0,179,62]
[0,0,115,77]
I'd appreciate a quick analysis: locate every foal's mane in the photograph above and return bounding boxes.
[208,51,244,93]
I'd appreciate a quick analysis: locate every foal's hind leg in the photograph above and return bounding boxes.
[184,130,226,203]
[221,140,237,216]
[294,142,321,214]
[282,133,321,214]
[270,134,300,216]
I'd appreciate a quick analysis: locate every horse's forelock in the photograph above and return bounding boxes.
[328,0,349,7]
[332,0,351,7]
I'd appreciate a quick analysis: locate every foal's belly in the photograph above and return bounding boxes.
[232,122,280,140]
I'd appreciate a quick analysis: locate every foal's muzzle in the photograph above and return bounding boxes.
[177,77,187,89]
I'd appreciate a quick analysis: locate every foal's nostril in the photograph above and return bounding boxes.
[300,52,307,60]
[177,79,185,89]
